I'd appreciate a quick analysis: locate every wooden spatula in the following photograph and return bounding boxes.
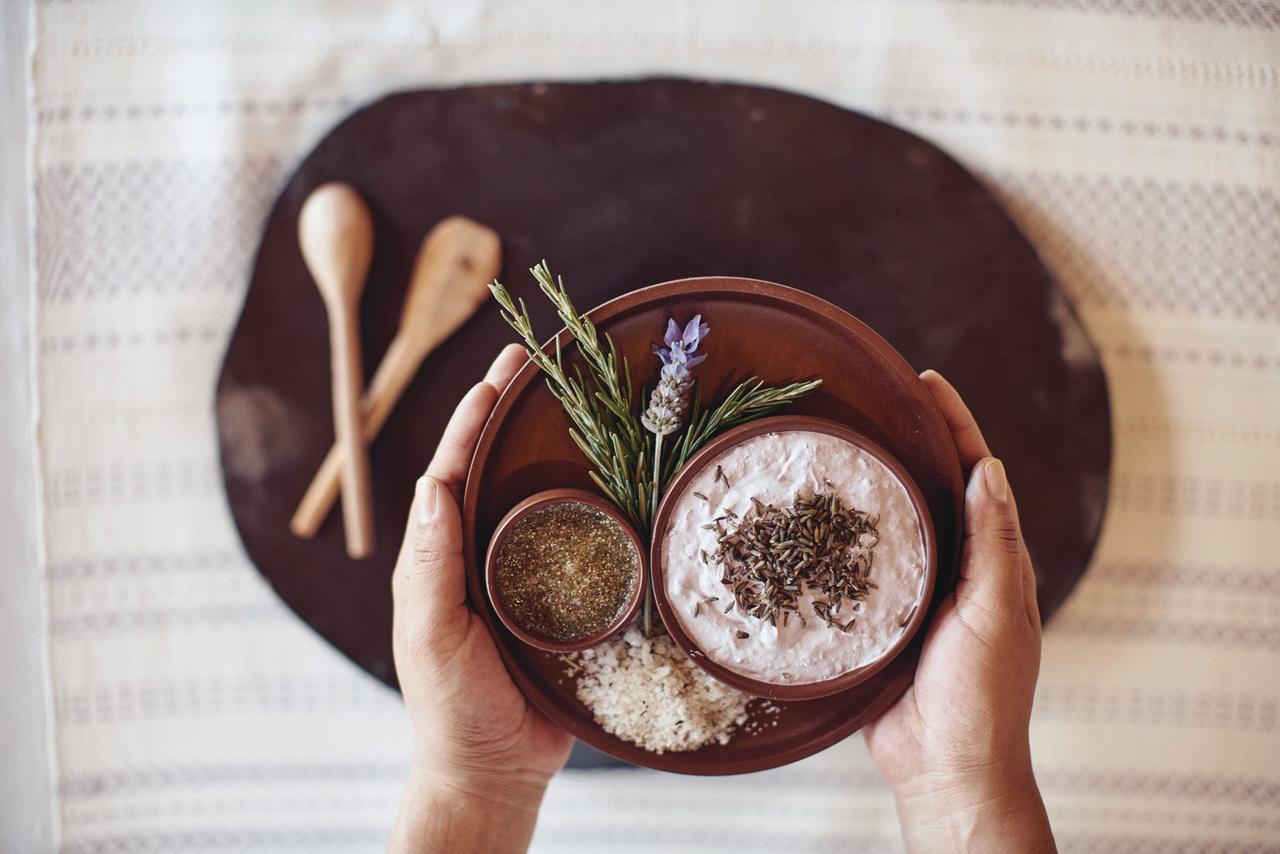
[290,216,502,540]
[297,182,377,558]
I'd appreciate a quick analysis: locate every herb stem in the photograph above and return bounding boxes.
[644,431,664,637]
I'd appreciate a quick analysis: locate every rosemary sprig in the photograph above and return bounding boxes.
[529,264,649,472]
[489,264,652,531]
[660,376,824,488]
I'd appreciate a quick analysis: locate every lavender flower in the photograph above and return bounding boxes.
[641,314,709,637]
[641,315,709,436]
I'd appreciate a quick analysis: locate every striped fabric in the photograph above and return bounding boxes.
[29,1,1279,851]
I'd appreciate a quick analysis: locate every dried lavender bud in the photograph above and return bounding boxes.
[710,492,879,632]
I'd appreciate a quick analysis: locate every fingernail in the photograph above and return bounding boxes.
[983,458,1008,503]
[416,476,439,525]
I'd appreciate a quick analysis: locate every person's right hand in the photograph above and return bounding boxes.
[388,344,573,853]
[863,370,1055,853]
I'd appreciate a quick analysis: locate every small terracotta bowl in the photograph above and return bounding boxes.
[485,488,647,653]
[650,416,938,701]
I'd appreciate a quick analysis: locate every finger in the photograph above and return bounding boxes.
[392,475,468,652]
[484,343,528,392]
[425,345,528,500]
[1004,486,1042,630]
[1024,556,1041,631]
[957,457,1027,624]
[1020,520,1041,631]
[920,370,992,471]
[426,382,499,500]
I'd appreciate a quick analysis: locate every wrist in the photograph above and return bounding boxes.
[893,746,1032,802]
[389,769,548,854]
[892,760,1055,853]
[414,762,551,810]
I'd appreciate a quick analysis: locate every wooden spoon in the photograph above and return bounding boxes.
[297,182,376,558]
[290,216,501,540]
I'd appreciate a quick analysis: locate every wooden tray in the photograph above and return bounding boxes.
[215,78,1111,770]
[463,278,963,773]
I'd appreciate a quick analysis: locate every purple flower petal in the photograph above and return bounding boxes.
[664,318,682,348]
[682,314,705,349]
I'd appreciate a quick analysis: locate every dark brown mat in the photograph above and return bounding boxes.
[216,78,1110,768]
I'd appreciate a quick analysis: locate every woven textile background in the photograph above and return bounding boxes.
[30,1,1279,851]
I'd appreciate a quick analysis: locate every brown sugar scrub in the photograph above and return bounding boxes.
[492,501,639,643]
[662,430,928,685]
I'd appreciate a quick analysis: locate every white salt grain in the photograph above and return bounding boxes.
[572,628,751,753]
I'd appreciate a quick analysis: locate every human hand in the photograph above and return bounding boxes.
[863,371,1055,853]
[389,344,573,854]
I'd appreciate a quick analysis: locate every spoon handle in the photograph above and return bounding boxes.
[290,217,499,540]
[328,304,375,558]
[291,333,417,540]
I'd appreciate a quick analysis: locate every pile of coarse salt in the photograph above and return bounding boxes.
[572,627,751,753]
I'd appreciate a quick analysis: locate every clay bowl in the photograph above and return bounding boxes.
[485,488,647,653]
[650,415,938,701]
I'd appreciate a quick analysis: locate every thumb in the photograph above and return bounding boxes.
[956,457,1028,625]
[392,475,469,665]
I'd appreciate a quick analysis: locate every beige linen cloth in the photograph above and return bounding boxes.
[30,1,1279,851]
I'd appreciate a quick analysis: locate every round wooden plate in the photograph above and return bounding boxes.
[463,277,964,774]
[216,78,1111,770]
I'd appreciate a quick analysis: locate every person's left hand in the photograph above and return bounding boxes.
[389,344,572,853]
